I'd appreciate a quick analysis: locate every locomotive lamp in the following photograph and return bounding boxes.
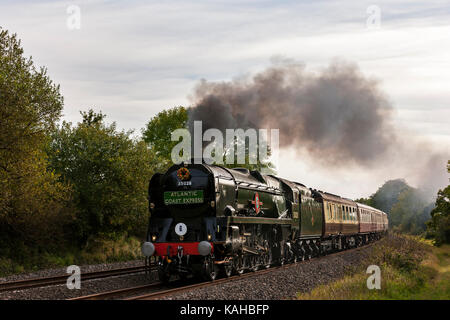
[151,235,157,242]
[207,234,212,241]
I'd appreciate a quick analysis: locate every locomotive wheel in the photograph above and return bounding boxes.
[280,258,286,266]
[299,245,306,261]
[292,244,299,263]
[222,263,233,278]
[318,245,324,257]
[304,245,312,260]
[300,249,306,261]
[279,246,285,266]
[306,252,312,260]
[282,243,293,265]
[293,251,299,263]
[234,255,245,275]
[202,257,218,281]
[178,272,188,281]
[263,247,273,268]
[158,259,171,284]
[250,255,258,272]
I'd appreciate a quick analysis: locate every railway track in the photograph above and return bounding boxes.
[126,267,282,300]
[70,242,376,300]
[69,267,277,300]
[0,265,152,293]
[68,281,165,300]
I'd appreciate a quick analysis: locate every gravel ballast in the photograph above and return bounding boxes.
[163,245,373,300]
[0,259,145,284]
[0,244,375,300]
[0,259,157,300]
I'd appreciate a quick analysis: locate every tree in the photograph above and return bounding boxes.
[142,106,188,170]
[142,106,276,173]
[354,197,373,206]
[359,178,434,235]
[0,28,63,172]
[426,161,450,245]
[370,179,410,213]
[47,110,158,243]
[389,188,432,234]
[0,28,72,251]
[221,139,276,174]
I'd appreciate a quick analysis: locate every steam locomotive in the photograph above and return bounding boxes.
[141,162,388,282]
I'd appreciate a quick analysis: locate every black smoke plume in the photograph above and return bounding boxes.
[187,59,448,197]
[188,60,395,166]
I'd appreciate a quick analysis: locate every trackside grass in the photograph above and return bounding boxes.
[297,233,450,300]
[0,236,143,277]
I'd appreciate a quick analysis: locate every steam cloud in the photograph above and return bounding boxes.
[187,59,448,198]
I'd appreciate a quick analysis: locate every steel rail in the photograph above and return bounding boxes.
[127,242,377,300]
[0,264,152,293]
[67,241,378,300]
[67,281,163,300]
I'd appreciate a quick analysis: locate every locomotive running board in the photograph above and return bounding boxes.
[228,216,293,225]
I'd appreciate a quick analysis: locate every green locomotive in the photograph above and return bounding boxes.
[142,162,387,282]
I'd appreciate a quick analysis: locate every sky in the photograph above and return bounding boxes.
[1,0,449,199]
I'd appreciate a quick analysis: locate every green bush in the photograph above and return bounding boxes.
[47,110,159,244]
[298,234,450,300]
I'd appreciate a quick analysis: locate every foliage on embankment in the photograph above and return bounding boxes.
[297,233,450,299]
